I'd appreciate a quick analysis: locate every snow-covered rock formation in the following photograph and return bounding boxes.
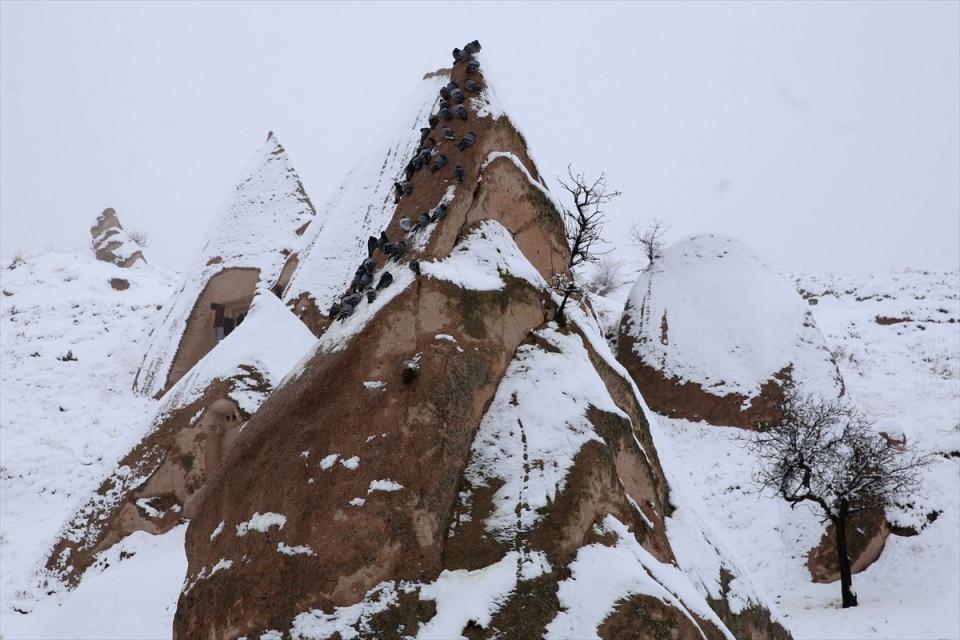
[44,290,316,587]
[134,132,316,397]
[618,234,844,430]
[172,47,789,640]
[90,207,146,269]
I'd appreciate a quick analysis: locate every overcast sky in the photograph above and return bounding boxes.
[1,1,958,274]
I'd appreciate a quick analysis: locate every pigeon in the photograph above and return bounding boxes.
[403,181,413,195]
[453,104,467,120]
[367,236,378,257]
[362,257,375,273]
[464,40,481,54]
[338,303,355,320]
[431,154,447,172]
[464,79,481,93]
[450,89,465,104]
[466,61,480,75]
[399,217,413,232]
[458,131,476,150]
[393,240,406,258]
[439,86,451,101]
[343,292,362,307]
[454,166,465,183]
[441,127,455,141]
[431,204,448,222]
[366,290,377,304]
[328,302,341,318]
[419,127,432,142]
[405,162,416,180]
[428,114,439,127]
[378,231,390,248]
[452,47,465,63]
[416,213,431,229]
[376,271,393,290]
[438,98,449,110]
[359,272,372,289]
[439,107,452,121]
[411,155,424,172]
[409,260,421,275]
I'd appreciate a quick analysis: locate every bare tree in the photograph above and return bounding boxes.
[746,388,930,608]
[629,219,669,267]
[554,167,621,321]
[128,230,149,248]
[585,257,623,297]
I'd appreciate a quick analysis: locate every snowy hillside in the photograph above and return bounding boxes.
[0,251,181,636]
[605,263,960,640]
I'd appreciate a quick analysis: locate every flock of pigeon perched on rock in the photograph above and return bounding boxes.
[329,40,484,322]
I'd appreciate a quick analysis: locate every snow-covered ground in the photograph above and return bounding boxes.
[0,251,181,638]
[1,249,957,639]
[651,269,960,640]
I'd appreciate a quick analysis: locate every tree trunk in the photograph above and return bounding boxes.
[834,513,859,608]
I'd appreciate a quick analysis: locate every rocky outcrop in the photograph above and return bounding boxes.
[173,49,790,640]
[618,234,844,430]
[90,208,145,268]
[44,292,316,588]
[806,509,890,584]
[134,132,316,397]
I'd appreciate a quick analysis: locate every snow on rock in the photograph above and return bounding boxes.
[417,551,548,640]
[619,233,843,429]
[421,219,547,292]
[135,132,316,397]
[366,479,403,494]
[460,325,619,540]
[282,72,448,330]
[159,289,317,413]
[235,512,287,536]
[545,515,733,640]
[277,542,315,557]
[41,289,314,589]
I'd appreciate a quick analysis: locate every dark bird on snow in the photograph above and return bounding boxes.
[431,203,448,222]
[428,114,439,127]
[409,260,421,275]
[439,86,451,101]
[366,290,377,304]
[416,213,431,229]
[378,231,390,247]
[362,257,375,273]
[376,271,393,290]
[419,127,432,142]
[439,107,452,122]
[464,40,481,54]
[329,302,341,318]
[367,236,378,257]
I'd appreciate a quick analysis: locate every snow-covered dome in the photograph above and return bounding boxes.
[618,233,843,428]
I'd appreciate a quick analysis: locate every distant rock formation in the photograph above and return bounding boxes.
[90,208,146,268]
[618,234,845,430]
[133,132,317,398]
[172,48,790,640]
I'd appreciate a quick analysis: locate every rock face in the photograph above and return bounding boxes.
[173,50,790,640]
[134,132,316,397]
[43,292,316,588]
[90,208,146,268]
[618,234,844,430]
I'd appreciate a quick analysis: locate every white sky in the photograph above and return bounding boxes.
[1,1,958,273]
